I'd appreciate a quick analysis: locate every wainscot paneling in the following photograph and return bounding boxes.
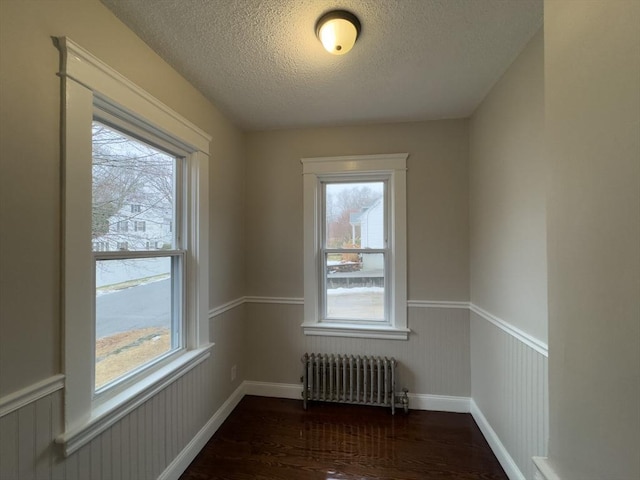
[0,358,213,480]
[0,303,245,480]
[244,302,471,398]
[471,309,548,480]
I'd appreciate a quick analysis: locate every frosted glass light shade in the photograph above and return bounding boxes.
[316,11,361,56]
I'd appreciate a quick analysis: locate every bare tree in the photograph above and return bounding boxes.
[92,123,174,250]
[326,183,382,248]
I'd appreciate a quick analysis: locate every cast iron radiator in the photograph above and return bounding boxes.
[301,353,404,414]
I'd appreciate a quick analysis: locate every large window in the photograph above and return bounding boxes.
[56,37,211,456]
[301,154,409,340]
[92,117,184,392]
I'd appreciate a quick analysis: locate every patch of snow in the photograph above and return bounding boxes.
[326,287,384,296]
[96,275,170,296]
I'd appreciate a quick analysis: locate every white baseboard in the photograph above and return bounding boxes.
[470,399,525,480]
[408,393,470,413]
[243,381,303,400]
[533,457,562,480]
[158,383,245,480]
[158,383,518,480]
[243,381,470,414]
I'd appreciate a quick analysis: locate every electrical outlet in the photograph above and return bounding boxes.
[231,365,237,382]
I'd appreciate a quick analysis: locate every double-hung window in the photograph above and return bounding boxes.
[92,113,184,391]
[56,37,211,455]
[301,154,409,340]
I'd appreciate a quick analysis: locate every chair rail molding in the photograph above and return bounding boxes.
[469,303,548,356]
[0,374,65,418]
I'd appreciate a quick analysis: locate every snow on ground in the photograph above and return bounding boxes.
[327,287,383,295]
[96,274,169,296]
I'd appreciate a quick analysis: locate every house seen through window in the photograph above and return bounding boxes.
[92,120,182,391]
[323,181,386,321]
[301,154,408,340]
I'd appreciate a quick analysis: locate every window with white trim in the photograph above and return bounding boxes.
[301,154,409,340]
[92,114,182,391]
[56,37,211,456]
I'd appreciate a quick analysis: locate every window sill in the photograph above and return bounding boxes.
[301,322,410,340]
[56,343,214,456]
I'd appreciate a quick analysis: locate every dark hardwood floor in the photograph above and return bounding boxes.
[180,396,507,480]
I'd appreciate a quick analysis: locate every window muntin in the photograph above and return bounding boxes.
[91,117,184,393]
[321,180,388,323]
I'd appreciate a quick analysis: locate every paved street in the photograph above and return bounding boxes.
[96,279,171,338]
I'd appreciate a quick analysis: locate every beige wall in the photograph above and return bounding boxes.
[469,30,548,479]
[245,120,469,301]
[545,1,640,478]
[243,120,471,397]
[470,29,547,342]
[0,0,245,397]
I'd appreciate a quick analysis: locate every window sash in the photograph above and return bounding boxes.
[93,251,185,395]
[320,178,388,250]
[92,111,185,253]
[91,108,186,396]
[319,177,390,324]
[320,250,388,323]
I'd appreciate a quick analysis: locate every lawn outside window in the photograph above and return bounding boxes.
[56,37,211,456]
[301,154,409,340]
[91,114,185,393]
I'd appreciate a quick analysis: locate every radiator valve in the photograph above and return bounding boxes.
[401,388,409,413]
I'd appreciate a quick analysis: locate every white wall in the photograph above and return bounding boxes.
[469,28,548,480]
[544,1,640,478]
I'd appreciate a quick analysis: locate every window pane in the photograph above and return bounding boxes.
[95,257,179,390]
[92,121,176,252]
[325,182,384,248]
[325,253,385,321]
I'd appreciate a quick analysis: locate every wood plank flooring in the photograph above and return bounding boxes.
[180,396,507,480]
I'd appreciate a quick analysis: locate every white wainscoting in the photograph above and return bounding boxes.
[0,382,65,479]
[240,296,548,480]
[2,298,547,480]
[0,374,65,419]
[244,300,472,398]
[471,307,548,480]
[0,358,218,480]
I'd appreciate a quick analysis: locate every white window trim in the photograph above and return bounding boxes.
[55,37,211,456]
[301,154,409,340]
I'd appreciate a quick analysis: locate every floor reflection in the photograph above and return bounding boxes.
[302,418,397,464]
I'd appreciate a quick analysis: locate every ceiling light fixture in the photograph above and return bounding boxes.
[315,10,361,55]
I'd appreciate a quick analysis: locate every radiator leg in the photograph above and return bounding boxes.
[302,353,308,410]
[391,358,396,415]
[401,388,409,414]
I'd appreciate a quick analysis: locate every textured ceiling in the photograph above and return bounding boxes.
[100,0,542,131]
